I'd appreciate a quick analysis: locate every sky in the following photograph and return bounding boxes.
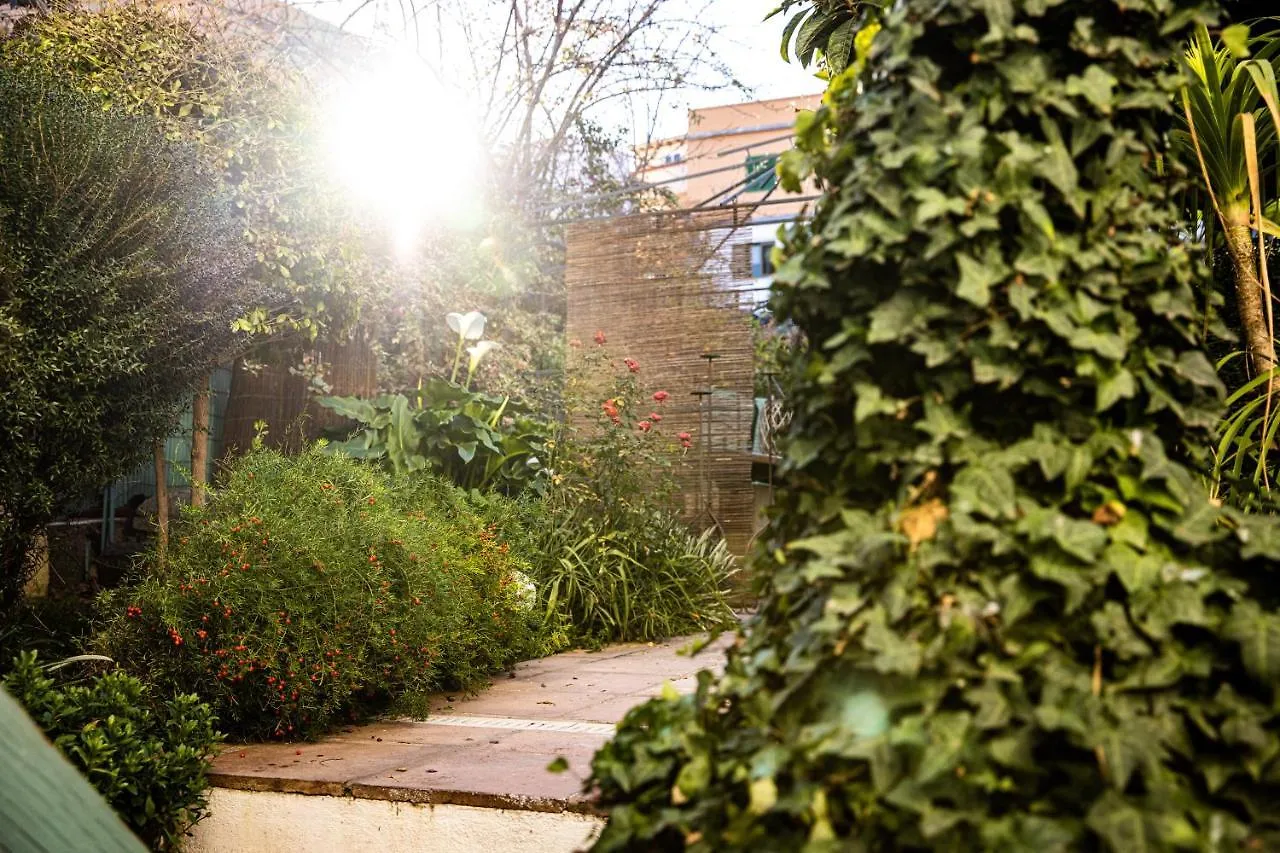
[688,1,826,108]
[292,0,825,140]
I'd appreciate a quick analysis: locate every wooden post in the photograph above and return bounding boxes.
[191,377,210,508]
[153,439,168,564]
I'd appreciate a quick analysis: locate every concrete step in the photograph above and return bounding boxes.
[188,633,735,853]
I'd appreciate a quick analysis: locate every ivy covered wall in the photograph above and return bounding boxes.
[588,1,1280,850]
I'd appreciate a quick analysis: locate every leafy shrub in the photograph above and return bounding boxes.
[4,652,221,851]
[96,446,549,740]
[0,2,380,341]
[590,2,1280,851]
[321,312,551,494]
[320,380,550,494]
[497,340,736,645]
[0,66,252,608]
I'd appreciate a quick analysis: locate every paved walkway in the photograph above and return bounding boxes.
[209,632,734,814]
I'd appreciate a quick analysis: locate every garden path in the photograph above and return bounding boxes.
[205,631,734,814]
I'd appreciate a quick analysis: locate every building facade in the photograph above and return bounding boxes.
[636,94,822,309]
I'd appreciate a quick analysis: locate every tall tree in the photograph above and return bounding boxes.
[331,0,738,208]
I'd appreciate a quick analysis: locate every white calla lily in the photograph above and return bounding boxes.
[467,340,499,373]
[446,310,487,341]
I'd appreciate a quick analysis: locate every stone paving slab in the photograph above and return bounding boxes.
[210,632,735,814]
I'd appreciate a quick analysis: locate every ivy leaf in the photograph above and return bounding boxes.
[1048,514,1108,562]
[1097,368,1137,412]
[952,463,1018,519]
[1235,514,1280,560]
[1221,23,1251,59]
[913,187,966,224]
[868,291,927,343]
[1029,552,1095,612]
[854,383,901,423]
[956,253,1003,306]
[1224,602,1280,685]
[863,608,923,676]
[1091,602,1151,660]
[1067,65,1119,114]
[748,776,778,815]
[915,712,972,784]
[1174,351,1224,390]
[1087,791,1151,852]
[674,754,711,799]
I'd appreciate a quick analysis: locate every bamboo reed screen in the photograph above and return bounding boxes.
[565,207,758,555]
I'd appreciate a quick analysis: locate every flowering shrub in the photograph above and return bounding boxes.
[5,652,221,850]
[510,337,735,644]
[96,446,550,740]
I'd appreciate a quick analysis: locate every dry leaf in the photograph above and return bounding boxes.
[899,499,949,551]
[1091,500,1127,526]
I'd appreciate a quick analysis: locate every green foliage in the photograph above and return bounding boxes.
[4,653,222,851]
[319,382,551,494]
[95,447,551,740]
[321,313,551,493]
[503,343,736,644]
[0,596,95,677]
[506,497,738,646]
[771,0,886,74]
[370,241,567,416]
[1,3,383,339]
[590,1,1280,850]
[0,67,252,608]
[752,315,795,396]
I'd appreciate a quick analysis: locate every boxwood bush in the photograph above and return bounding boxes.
[589,1,1280,850]
[4,653,221,851]
[96,446,551,740]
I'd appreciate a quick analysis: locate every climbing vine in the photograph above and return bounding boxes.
[589,1,1280,850]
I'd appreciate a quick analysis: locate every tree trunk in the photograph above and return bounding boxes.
[190,378,210,508]
[153,439,168,565]
[1226,223,1278,382]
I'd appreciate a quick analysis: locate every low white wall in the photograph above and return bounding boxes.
[188,788,603,853]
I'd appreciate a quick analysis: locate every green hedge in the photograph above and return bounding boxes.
[589,1,1280,850]
[96,447,551,740]
[4,654,221,851]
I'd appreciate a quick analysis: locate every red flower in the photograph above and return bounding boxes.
[678,432,692,441]
[593,330,607,345]
[649,412,662,422]
[653,390,669,402]
[624,357,639,373]
[637,420,652,432]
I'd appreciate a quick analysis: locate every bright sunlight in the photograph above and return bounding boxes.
[321,50,485,255]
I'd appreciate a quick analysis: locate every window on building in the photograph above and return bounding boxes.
[750,243,776,279]
[744,154,779,192]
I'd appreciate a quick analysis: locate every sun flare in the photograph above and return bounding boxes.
[321,50,485,255]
